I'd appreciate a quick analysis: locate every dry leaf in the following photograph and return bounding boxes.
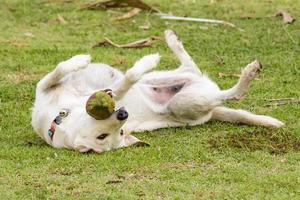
[218,72,225,78]
[57,14,67,24]
[81,0,159,12]
[139,21,151,30]
[24,32,35,38]
[199,26,208,30]
[218,72,240,78]
[280,158,287,163]
[276,11,295,24]
[116,8,141,20]
[92,36,163,48]
[11,41,26,48]
[106,180,123,184]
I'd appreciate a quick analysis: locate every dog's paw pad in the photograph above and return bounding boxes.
[135,53,160,72]
[59,55,91,74]
[165,30,182,47]
[242,60,262,78]
[125,53,160,82]
[70,55,91,70]
[142,53,160,69]
[165,29,176,38]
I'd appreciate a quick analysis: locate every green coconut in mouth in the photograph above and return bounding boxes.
[86,91,115,120]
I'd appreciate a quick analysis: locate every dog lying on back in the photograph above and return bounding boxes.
[32,30,284,153]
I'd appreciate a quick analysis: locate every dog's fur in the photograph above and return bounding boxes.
[32,30,284,153]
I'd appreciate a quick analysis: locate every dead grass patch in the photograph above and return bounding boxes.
[2,72,43,84]
[209,130,300,154]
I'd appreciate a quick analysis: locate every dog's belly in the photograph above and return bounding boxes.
[118,70,221,124]
[136,71,197,106]
[126,70,219,109]
[117,72,194,120]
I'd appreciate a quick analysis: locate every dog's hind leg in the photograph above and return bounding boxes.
[112,53,160,100]
[217,60,262,101]
[211,106,284,128]
[37,55,91,92]
[165,30,202,75]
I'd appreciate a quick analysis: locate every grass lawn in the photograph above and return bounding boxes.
[1,0,300,199]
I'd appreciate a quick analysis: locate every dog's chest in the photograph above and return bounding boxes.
[64,64,123,93]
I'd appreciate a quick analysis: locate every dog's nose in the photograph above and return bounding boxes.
[116,107,128,121]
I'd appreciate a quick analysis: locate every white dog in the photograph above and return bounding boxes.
[32,30,284,153]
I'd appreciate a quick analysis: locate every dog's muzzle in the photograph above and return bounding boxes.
[116,107,128,121]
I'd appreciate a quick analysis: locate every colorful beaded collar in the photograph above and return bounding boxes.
[48,109,69,141]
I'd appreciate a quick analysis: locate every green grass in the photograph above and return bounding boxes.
[1,0,300,199]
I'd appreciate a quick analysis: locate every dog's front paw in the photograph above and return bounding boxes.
[241,60,262,79]
[126,53,160,82]
[58,55,91,74]
[140,53,160,71]
[68,54,91,71]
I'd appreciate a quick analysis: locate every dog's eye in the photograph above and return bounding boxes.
[120,129,124,136]
[97,133,109,140]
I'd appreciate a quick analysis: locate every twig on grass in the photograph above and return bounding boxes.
[106,180,123,184]
[92,36,163,48]
[81,0,159,12]
[158,13,243,30]
[218,72,260,80]
[116,8,141,20]
[57,14,67,24]
[218,72,241,78]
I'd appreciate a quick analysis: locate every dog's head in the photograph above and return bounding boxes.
[57,89,148,153]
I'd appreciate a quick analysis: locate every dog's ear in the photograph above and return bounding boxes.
[124,135,150,147]
[74,137,91,153]
[75,144,91,153]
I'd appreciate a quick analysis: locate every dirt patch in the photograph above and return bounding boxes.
[209,129,300,154]
[163,161,198,170]
[106,169,158,184]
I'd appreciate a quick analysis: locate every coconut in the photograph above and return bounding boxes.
[86,91,115,120]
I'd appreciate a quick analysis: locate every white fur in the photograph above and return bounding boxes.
[32,30,284,153]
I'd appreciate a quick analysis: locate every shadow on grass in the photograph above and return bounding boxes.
[23,135,150,154]
[23,138,49,148]
[209,129,300,154]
